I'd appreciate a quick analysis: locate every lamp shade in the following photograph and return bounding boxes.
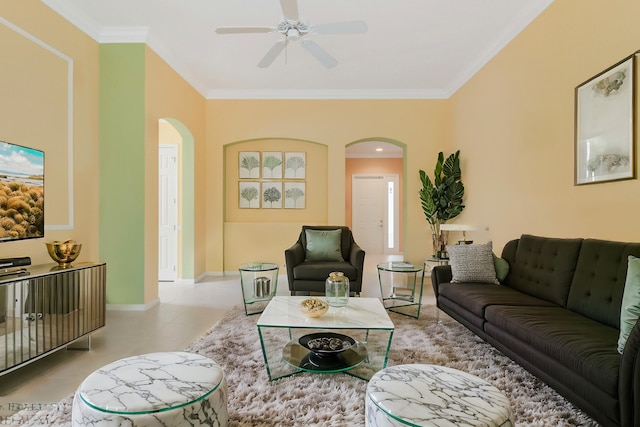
[439,224,488,244]
[439,224,488,232]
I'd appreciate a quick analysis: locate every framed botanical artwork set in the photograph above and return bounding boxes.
[575,52,638,185]
[239,151,306,209]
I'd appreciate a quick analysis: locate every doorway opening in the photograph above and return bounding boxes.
[351,174,400,254]
[157,118,195,283]
[346,140,404,255]
[159,144,178,281]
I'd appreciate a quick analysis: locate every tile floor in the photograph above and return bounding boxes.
[0,254,435,406]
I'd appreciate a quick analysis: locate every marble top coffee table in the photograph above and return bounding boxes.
[257,296,395,381]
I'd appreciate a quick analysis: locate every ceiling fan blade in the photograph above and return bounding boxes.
[257,41,287,68]
[215,27,273,34]
[301,39,337,69]
[279,0,299,20]
[312,21,368,35]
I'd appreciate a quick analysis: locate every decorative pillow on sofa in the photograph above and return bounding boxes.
[493,253,510,282]
[618,255,640,354]
[305,229,344,262]
[447,241,499,284]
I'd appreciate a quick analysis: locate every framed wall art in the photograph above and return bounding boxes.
[236,150,306,210]
[575,53,636,185]
[261,181,283,209]
[239,151,260,179]
[284,152,306,179]
[284,182,305,209]
[262,152,283,179]
[239,181,260,208]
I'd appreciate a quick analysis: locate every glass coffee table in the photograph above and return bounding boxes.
[257,296,394,381]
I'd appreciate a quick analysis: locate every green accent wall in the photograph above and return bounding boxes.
[99,44,146,304]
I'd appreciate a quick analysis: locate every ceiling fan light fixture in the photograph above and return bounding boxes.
[216,0,367,69]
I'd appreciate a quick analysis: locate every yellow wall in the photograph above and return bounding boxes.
[451,0,640,251]
[207,100,451,269]
[0,1,100,265]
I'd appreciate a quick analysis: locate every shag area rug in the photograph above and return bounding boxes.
[3,305,599,426]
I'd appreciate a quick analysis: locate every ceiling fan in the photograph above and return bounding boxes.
[215,0,367,68]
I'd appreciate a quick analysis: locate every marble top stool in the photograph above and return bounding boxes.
[366,364,513,427]
[72,351,228,427]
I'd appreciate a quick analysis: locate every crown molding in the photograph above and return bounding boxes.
[99,26,149,43]
[205,88,450,100]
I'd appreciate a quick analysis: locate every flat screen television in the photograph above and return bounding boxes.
[0,141,44,242]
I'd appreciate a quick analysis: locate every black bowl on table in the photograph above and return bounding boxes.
[299,332,355,356]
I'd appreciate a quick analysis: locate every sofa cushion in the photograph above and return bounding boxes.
[304,229,344,262]
[485,305,620,396]
[447,241,499,284]
[438,282,555,319]
[567,239,640,328]
[504,234,583,306]
[618,255,640,353]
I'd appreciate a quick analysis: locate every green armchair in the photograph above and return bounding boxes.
[284,225,365,296]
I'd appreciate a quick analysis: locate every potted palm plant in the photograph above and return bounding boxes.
[419,150,465,258]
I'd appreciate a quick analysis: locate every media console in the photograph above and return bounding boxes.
[0,262,106,375]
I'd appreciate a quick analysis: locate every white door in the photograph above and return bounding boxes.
[352,174,400,254]
[159,145,178,281]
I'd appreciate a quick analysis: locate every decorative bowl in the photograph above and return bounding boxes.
[299,332,355,355]
[300,298,329,318]
[45,240,82,267]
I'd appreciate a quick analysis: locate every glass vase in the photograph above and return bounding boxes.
[325,271,349,307]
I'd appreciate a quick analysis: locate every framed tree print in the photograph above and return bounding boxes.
[284,152,306,179]
[575,54,636,185]
[239,182,260,208]
[262,152,283,179]
[261,181,282,209]
[239,151,260,179]
[284,182,305,209]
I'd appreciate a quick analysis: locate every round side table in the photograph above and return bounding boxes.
[377,262,424,319]
[239,262,279,315]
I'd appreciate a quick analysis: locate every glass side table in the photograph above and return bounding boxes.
[239,262,279,315]
[377,262,425,319]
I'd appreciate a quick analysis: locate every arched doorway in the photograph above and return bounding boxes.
[345,140,405,255]
[158,118,195,283]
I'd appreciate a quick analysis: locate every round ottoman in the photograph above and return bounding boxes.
[365,364,513,427]
[72,351,228,427]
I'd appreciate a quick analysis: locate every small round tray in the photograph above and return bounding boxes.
[299,332,356,355]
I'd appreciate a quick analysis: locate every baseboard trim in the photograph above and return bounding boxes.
[107,298,160,311]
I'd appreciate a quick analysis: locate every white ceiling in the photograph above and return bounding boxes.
[41,0,553,100]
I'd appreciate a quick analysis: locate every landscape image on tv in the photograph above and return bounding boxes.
[0,141,44,241]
